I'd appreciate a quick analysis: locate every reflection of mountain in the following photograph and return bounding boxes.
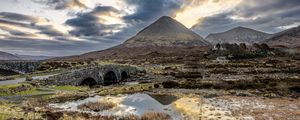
[0,51,53,60]
[148,94,178,105]
[262,25,300,48]
[206,26,272,45]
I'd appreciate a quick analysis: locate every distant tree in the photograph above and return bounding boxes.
[260,43,270,51]
[239,43,247,50]
[253,43,261,50]
[216,43,221,50]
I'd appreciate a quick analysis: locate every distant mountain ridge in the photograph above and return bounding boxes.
[0,51,53,60]
[124,16,210,47]
[205,27,272,45]
[50,17,300,61]
[262,25,300,48]
[0,51,19,60]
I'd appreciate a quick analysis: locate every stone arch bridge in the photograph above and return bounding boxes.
[46,64,143,86]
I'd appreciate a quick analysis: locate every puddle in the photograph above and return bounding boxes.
[49,93,183,119]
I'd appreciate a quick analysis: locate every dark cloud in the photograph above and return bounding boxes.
[192,0,300,37]
[65,5,123,37]
[34,25,64,36]
[0,12,64,37]
[0,26,33,37]
[0,19,30,28]
[33,0,87,10]
[111,0,183,42]
[0,12,43,22]
[124,0,182,22]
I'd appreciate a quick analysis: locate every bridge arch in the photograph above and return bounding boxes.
[121,71,129,81]
[103,71,118,86]
[79,77,97,87]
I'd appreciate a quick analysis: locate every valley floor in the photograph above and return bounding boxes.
[0,56,299,120]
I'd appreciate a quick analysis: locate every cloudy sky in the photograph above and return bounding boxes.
[0,0,299,56]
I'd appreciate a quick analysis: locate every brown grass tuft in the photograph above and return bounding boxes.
[78,101,116,112]
[141,112,171,120]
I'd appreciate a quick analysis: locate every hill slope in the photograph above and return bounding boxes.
[205,27,272,45]
[262,25,300,48]
[0,51,20,60]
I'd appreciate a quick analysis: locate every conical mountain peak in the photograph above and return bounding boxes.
[124,16,210,47]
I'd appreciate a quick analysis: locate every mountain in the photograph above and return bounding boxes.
[205,26,272,45]
[262,25,300,48]
[0,51,53,60]
[0,51,19,60]
[53,16,211,61]
[123,16,210,47]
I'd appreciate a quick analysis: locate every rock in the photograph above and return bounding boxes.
[263,93,279,98]
[236,91,253,97]
[203,94,218,98]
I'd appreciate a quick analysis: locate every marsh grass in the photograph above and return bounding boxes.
[54,111,171,120]
[141,112,171,120]
[47,91,89,103]
[78,101,116,112]
[96,83,154,95]
[0,100,43,120]
[0,83,34,96]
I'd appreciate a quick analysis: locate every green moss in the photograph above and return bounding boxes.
[16,89,40,95]
[0,83,31,89]
[0,93,9,96]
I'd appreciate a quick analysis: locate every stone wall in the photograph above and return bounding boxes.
[0,61,42,74]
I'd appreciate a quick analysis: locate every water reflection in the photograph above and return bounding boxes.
[49,93,183,119]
